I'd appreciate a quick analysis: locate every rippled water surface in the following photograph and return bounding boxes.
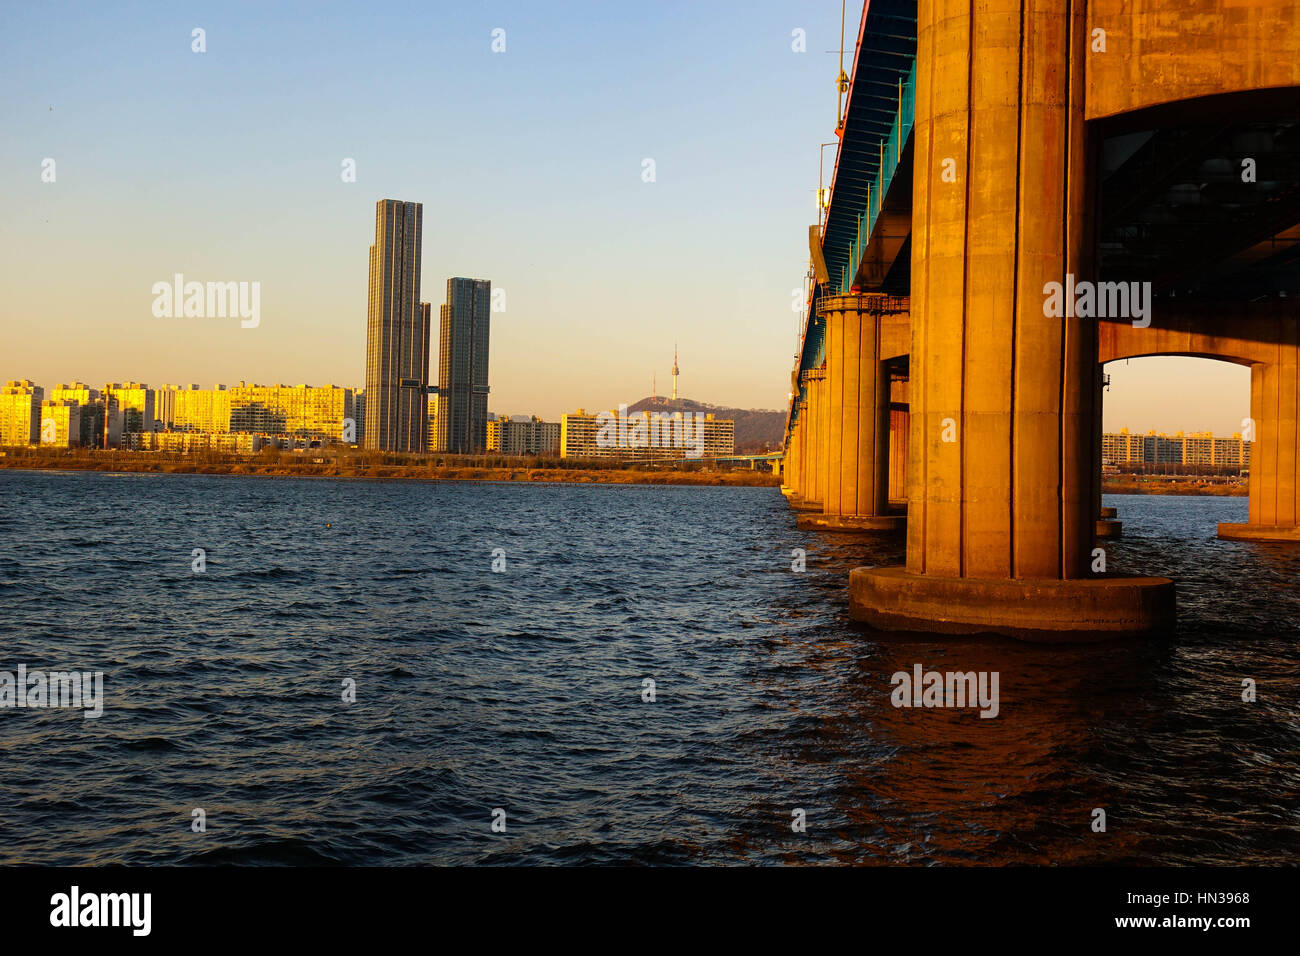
[1,472,1297,865]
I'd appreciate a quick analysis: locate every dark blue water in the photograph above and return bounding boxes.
[0,472,1297,865]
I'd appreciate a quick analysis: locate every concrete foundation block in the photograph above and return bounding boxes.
[796,514,906,533]
[788,497,824,512]
[1217,523,1300,542]
[849,566,1175,641]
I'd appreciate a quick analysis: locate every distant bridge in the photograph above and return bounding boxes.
[624,453,782,472]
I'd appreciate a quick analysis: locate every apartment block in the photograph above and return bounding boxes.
[103,382,155,434]
[172,385,232,433]
[228,383,353,441]
[1103,428,1253,469]
[487,415,560,456]
[137,431,262,454]
[560,408,734,461]
[352,390,366,446]
[0,380,44,446]
[39,400,82,447]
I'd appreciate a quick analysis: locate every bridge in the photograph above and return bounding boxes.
[628,452,783,471]
[782,0,1300,638]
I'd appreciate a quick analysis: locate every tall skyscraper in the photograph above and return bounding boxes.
[364,199,429,451]
[434,277,492,453]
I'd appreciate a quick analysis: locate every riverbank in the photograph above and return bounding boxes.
[1103,477,1246,496]
[0,452,1244,494]
[0,452,781,487]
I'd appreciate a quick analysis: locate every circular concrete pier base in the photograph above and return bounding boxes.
[1217,522,1300,542]
[796,513,906,533]
[849,566,1175,641]
[1100,506,1118,518]
[1096,519,1123,538]
[788,497,824,513]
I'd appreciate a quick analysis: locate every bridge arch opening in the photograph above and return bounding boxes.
[1101,355,1252,533]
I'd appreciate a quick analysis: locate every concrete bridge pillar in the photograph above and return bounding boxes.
[850,0,1173,639]
[1095,373,1122,538]
[799,295,905,532]
[889,381,909,503]
[800,371,826,511]
[791,421,803,496]
[814,372,829,510]
[790,394,820,512]
[781,421,800,498]
[1221,346,1300,541]
[786,408,805,510]
[797,410,809,502]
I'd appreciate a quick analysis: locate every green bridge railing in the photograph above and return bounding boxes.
[841,60,917,294]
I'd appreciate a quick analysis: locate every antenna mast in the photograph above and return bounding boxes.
[835,0,849,133]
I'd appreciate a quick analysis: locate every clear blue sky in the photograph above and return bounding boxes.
[0,1,1248,431]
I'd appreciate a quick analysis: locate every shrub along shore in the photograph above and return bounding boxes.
[1102,477,1246,497]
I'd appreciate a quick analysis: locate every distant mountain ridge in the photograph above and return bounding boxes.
[627,396,784,452]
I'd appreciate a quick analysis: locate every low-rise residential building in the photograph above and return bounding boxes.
[560,407,734,461]
[487,415,560,455]
[135,431,262,454]
[1103,428,1252,469]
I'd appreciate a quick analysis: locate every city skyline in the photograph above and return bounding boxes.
[0,357,1254,439]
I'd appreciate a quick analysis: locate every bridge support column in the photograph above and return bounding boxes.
[804,389,820,510]
[849,0,1173,639]
[799,295,906,532]
[798,372,825,511]
[1095,373,1122,537]
[1220,350,1300,541]
[814,372,829,510]
[789,422,802,496]
[781,422,799,498]
[789,398,820,512]
[798,408,810,503]
[889,382,909,504]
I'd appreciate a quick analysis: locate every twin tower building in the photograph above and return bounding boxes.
[363,199,491,453]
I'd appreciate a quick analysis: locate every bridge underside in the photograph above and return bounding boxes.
[1099,104,1300,299]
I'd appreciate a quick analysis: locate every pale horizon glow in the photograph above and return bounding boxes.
[1104,356,1251,437]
